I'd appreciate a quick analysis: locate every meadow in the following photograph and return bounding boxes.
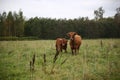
[0,39,120,80]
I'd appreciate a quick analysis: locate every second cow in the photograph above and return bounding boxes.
[56,38,68,53]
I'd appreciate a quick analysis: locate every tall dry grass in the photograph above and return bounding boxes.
[0,39,120,80]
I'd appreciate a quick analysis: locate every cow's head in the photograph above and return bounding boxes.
[67,32,77,40]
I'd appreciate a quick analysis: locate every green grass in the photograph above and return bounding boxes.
[0,39,120,80]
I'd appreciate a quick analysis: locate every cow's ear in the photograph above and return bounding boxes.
[74,32,78,35]
[67,33,70,36]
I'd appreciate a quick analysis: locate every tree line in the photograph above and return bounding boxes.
[0,7,120,40]
[0,10,24,37]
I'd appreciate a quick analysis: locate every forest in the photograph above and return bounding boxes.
[0,7,120,40]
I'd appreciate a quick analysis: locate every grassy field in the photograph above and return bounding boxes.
[0,39,120,80]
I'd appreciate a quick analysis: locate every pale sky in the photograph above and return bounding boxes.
[0,0,120,19]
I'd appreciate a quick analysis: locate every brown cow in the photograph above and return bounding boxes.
[67,32,82,55]
[55,38,68,53]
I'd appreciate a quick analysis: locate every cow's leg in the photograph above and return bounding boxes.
[56,45,59,53]
[77,49,79,54]
[75,49,77,55]
[77,46,80,54]
[61,49,62,52]
[70,46,74,55]
[74,45,77,55]
[60,48,62,52]
[64,47,67,53]
[71,49,74,55]
[59,45,62,52]
[77,45,80,54]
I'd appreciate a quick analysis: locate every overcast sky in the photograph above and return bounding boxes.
[0,0,120,19]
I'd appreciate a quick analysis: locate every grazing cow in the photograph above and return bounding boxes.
[67,32,82,55]
[55,38,68,53]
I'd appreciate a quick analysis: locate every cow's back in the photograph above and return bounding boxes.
[56,38,62,44]
[74,35,82,45]
[69,35,82,49]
